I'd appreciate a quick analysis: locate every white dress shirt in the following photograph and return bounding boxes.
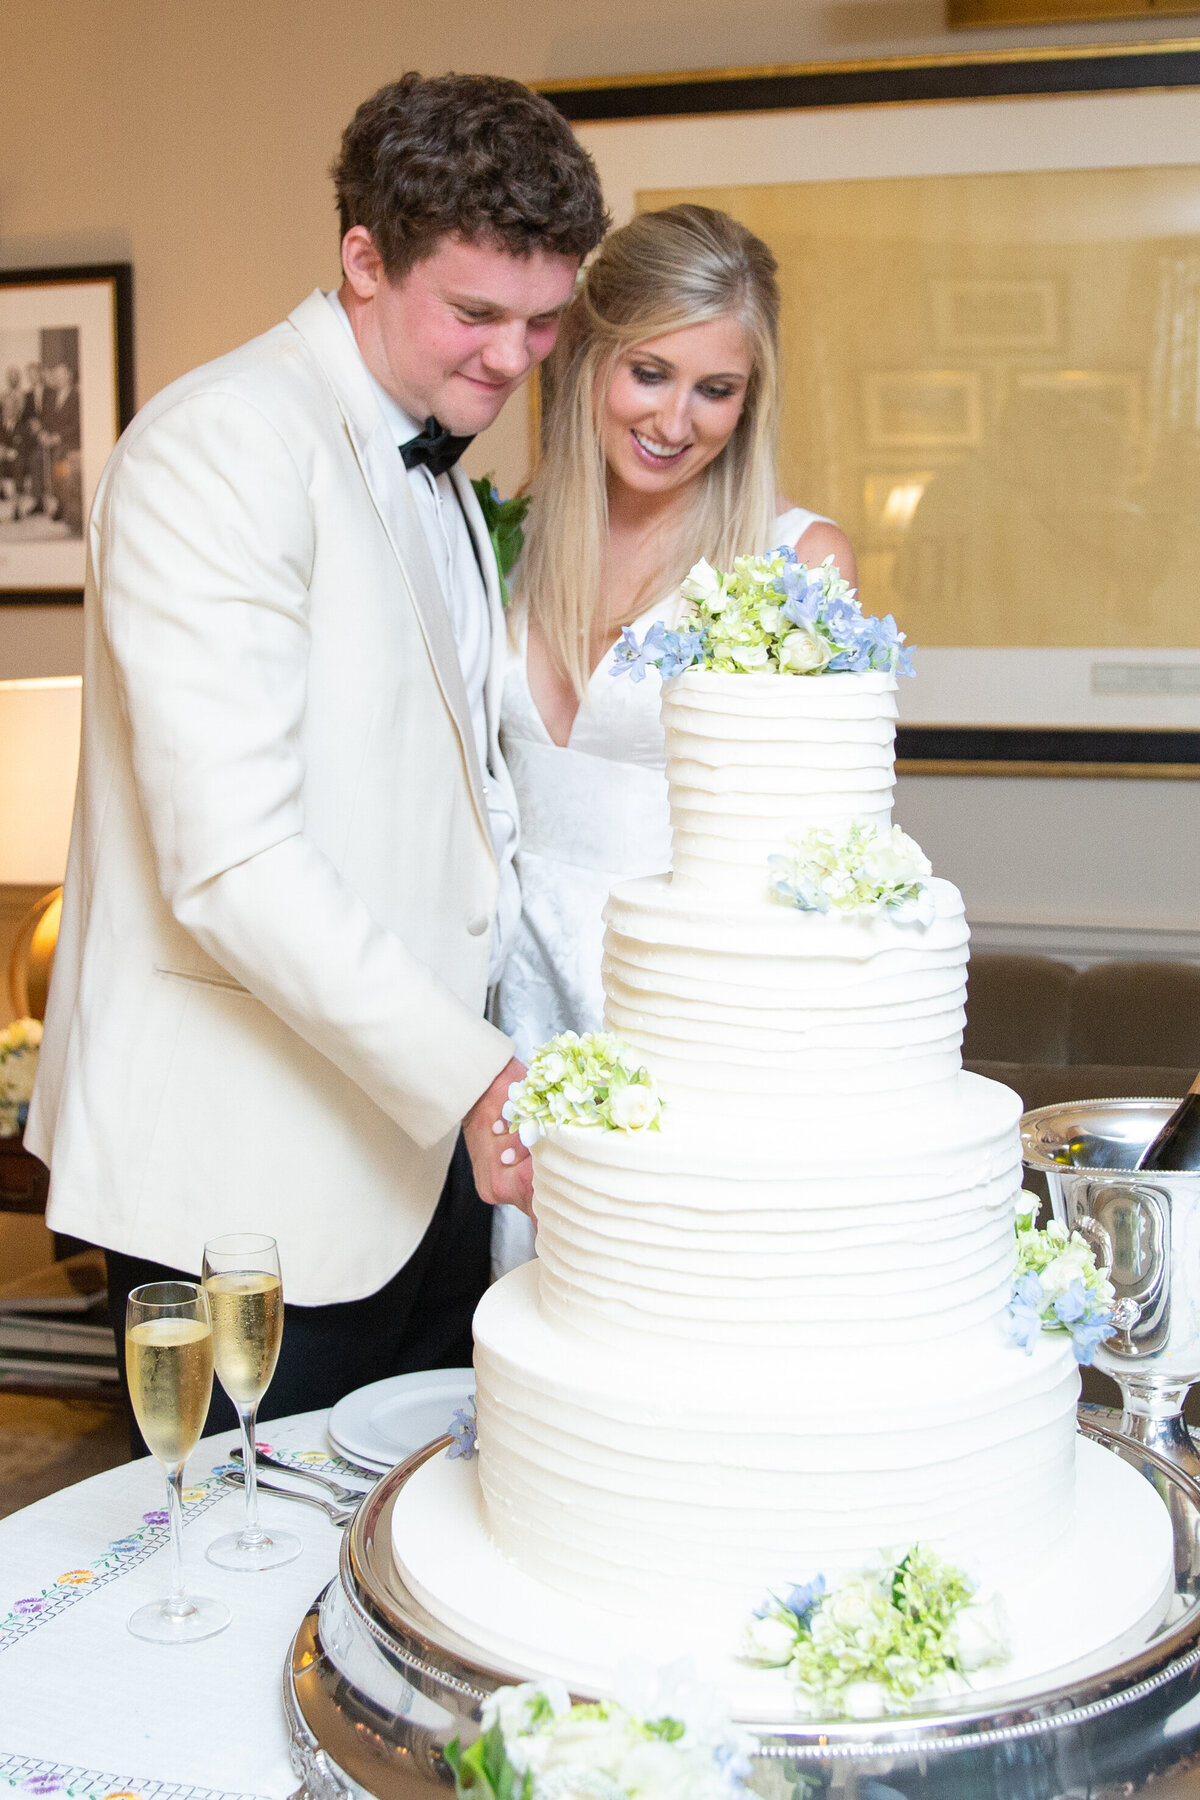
[328,291,519,984]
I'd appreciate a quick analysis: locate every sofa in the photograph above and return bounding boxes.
[962,955,1199,1114]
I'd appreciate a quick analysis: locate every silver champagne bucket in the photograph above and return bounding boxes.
[1022,1098,1200,1475]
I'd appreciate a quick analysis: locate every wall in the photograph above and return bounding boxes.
[2,0,1197,956]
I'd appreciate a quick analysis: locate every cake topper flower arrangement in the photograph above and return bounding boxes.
[1007,1201,1117,1365]
[742,1546,1009,1719]
[446,1662,752,1800]
[504,1031,664,1148]
[769,823,935,926]
[612,549,914,681]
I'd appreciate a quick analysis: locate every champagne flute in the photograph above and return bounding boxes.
[202,1232,300,1570]
[125,1281,231,1642]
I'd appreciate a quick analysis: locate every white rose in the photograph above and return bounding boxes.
[740,1613,797,1666]
[777,627,833,674]
[947,1595,1010,1672]
[1037,1244,1091,1304]
[828,1580,875,1632]
[680,558,724,608]
[841,1680,888,1719]
[540,1711,641,1775]
[609,1083,658,1131]
[481,1679,569,1742]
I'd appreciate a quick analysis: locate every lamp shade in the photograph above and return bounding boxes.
[0,677,82,886]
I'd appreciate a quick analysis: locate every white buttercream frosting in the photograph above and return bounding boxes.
[662,671,898,890]
[471,666,1080,1644]
[603,873,967,1111]
[475,1262,1078,1617]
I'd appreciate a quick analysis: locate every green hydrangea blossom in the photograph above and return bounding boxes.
[744,1547,1009,1719]
[503,1031,664,1145]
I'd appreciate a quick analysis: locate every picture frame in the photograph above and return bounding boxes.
[862,371,984,451]
[929,278,1061,354]
[0,263,133,606]
[541,51,1200,775]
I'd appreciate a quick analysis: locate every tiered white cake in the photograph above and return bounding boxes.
[392,668,1174,1706]
[472,671,1078,1623]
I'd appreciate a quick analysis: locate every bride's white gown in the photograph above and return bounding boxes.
[493,508,827,1275]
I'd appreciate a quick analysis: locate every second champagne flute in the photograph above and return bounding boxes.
[203,1232,301,1571]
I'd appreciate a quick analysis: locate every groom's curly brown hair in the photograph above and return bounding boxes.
[332,73,609,278]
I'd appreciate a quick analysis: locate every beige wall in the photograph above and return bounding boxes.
[2,0,1197,948]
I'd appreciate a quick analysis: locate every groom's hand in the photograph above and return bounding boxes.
[464,1057,534,1215]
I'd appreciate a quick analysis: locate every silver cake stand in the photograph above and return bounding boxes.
[284,1416,1200,1800]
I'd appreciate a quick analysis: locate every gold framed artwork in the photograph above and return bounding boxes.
[930,278,1060,353]
[546,58,1200,774]
[862,371,985,451]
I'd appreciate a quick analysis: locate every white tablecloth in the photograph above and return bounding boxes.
[0,1409,370,1799]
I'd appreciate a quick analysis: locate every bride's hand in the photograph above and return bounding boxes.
[464,1056,534,1215]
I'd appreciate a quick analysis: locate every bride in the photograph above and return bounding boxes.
[494,204,856,1273]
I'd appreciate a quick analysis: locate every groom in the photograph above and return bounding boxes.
[27,73,607,1433]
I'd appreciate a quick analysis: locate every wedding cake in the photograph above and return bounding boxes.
[471,669,1078,1622]
[391,561,1173,1714]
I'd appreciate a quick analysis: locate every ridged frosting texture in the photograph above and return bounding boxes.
[531,1075,1021,1349]
[475,1264,1078,1620]
[473,666,1080,1634]
[662,670,897,890]
[603,874,967,1111]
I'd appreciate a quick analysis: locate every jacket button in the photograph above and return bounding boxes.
[466,914,489,937]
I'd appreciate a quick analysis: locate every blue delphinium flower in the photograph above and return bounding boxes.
[865,613,915,676]
[650,621,708,679]
[1055,1280,1117,1365]
[1007,1271,1046,1353]
[447,1402,478,1460]
[611,625,660,682]
[783,1577,826,1629]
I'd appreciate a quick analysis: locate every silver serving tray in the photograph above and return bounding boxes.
[285,1413,1200,1799]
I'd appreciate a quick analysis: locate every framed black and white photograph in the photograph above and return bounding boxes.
[0,263,133,605]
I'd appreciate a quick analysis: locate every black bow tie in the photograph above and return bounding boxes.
[399,415,474,479]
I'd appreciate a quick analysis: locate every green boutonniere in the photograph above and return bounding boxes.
[471,476,531,609]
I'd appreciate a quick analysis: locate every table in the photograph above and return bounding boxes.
[0,1409,370,1800]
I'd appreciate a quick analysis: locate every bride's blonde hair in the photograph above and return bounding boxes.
[516,204,782,698]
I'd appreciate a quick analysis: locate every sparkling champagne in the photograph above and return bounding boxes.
[206,1271,284,1405]
[127,1316,214,1466]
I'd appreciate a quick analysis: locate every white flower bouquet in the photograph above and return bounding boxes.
[1007,1201,1116,1365]
[612,549,913,682]
[445,1663,751,1800]
[0,1016,42,1138]
[741,1547,1010,1719]
[503,1031,663,1148]
[768,822,934,925]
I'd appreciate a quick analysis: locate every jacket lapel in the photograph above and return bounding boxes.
[286,291,490,839]
[451,467,509,754]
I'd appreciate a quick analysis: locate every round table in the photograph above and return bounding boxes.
[0,1409,359,1800]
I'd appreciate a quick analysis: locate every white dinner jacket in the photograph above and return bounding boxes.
[26,290,517,1304]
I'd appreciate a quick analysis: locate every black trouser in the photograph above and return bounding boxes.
[105,1134,491,1458]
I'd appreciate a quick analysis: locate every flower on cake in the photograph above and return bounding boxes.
[503,1031,664,1147]
[445,1660,752,1799]
[768,823,935,926]
[1007,1205,1117,1365]
[611,548,914,682]
[742,1547,1010,1718]
[447,1399,478,1461]
[0,1016,41,1138]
